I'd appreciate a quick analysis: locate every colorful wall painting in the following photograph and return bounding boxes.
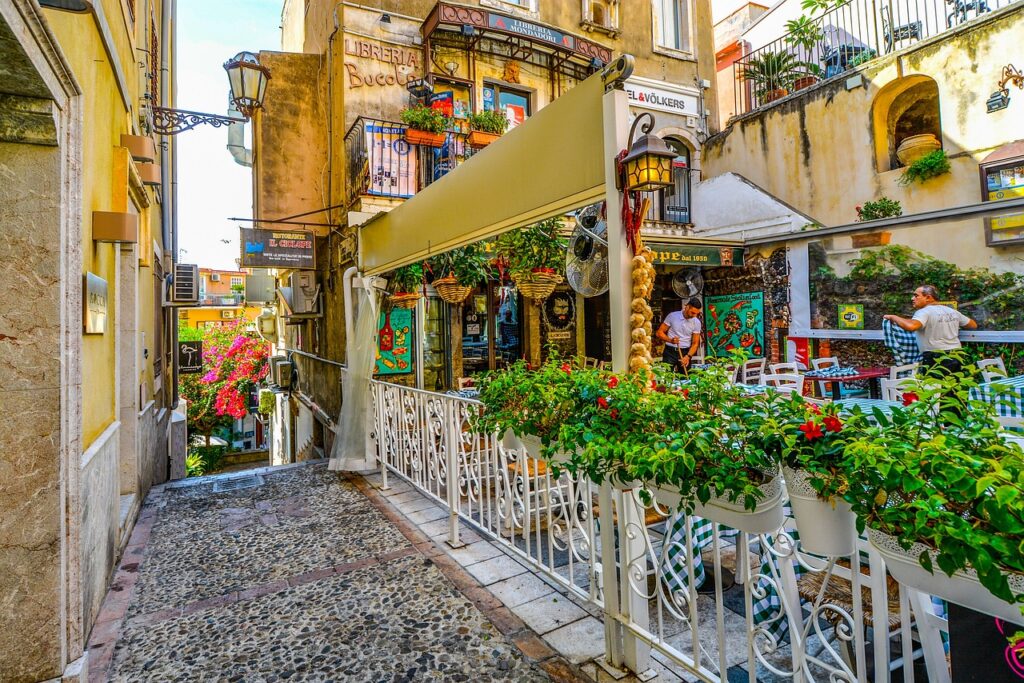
[704,292,764,357]
[375,308,413,375]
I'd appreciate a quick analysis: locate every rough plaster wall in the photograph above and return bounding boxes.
[0,140,64,681]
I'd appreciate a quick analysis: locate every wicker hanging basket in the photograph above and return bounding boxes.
[433,275,473,304]
[389,292,422,309]
[512,270,563,302]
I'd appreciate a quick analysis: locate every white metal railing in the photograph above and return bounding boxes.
[369,380,947,683]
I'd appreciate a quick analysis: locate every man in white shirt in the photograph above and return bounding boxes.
[883,285,977,374]
[656,298,703,372]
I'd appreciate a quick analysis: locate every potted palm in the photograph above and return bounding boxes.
[842,372,1024,624]
[784,17,824,90]
[428,244,492,305]
[496,217,567,302]
[400,105,450,148]
[388,263,425,309]
[740,50,802,104]
[467,110,510,148]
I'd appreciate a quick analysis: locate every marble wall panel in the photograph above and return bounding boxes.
[79,422,120,630]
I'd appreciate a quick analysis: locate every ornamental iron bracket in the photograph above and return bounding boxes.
[152,107,246,135]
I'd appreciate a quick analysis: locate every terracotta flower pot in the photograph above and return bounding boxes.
[405,128,446,148]
[792,76,819,91]
[468,130,500,148]
[762,88,788,104]
[895,134,941,167]
[850,231,892,248]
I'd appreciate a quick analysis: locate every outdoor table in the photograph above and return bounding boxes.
[811,367,890,400]
[835,397,901,417]
[969,373,1024,421]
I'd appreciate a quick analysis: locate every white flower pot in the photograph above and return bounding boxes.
[500,431,571,464]
[783,466,856,557]
[646,470,785,535]
[868,528,1024,626]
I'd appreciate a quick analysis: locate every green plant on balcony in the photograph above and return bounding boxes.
[784,15,824,52]
[468,110,510,135]
[856,197,903,221]
[400,105,449,134]
[899,149,951,186]
[848,48,878,68]
[740,51,804,103]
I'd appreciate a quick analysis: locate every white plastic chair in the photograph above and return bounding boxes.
[880,377,915,402]
[889,363,919,380]
[759,373,803,394]
[977,357,1007,377]
[811,357,839,397]
[770,362,803,375]
[741,357,766,384]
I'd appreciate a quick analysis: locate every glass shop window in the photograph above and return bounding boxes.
[483,84,531,129]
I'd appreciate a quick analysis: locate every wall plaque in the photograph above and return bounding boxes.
[178,341,204,374]
[84,272,108,334]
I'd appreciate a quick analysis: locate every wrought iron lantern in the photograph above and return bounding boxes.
[224,51,272,119]
[619,112,675,192]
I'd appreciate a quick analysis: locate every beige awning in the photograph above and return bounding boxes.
[359,71,607,275]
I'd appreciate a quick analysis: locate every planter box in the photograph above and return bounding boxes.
[762,88,788,104]
[501,431,572,464]
[850,231,891,248]
[468,130,500,148]
[92,211,138,243]
[792,76,819,91]
[405,129,446,148]
[121,134,157,162]
[783,466,856,557]
[137,162,161,186]
[646,470,785,535]
[868,528,1024,626]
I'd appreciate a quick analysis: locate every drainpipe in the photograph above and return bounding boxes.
[227,97,253,167]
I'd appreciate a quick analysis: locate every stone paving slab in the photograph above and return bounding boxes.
[88,463,592,683]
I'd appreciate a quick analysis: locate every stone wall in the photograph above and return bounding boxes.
[79,422,121,631]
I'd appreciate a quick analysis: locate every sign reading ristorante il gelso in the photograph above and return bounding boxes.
[646,244,745,267]
[240,229,315,269]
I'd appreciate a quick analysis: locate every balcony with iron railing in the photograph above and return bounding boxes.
[732,0,1021,117]
[344,117,473,207]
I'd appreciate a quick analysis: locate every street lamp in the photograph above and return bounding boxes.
[618,112,675,192]
[153,51,271,135]
[986,64,1024,114]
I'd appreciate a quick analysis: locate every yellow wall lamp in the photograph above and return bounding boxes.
[617,112,676,192]
[987,64,1024,114]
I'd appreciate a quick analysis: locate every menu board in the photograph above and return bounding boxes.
[983,158,1024,246]
[986,164,1024,200]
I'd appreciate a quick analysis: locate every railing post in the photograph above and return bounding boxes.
[445,397,464,548]
[617,489,653,679]
[597,482,625,672]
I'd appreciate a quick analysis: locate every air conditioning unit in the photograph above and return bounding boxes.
[288,272,320,315]
[270,356,293,389]
[210,273,221,282]
[168,264,199,305]
[221,309,236,319]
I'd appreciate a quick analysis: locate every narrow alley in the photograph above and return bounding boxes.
[86,462,590,682]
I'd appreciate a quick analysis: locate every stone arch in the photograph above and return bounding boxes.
[871,75,943,172]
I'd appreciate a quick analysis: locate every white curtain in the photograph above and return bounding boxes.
[329,281,381,471]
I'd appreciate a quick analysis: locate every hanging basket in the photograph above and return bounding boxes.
[512,270,563,302]
[433,275,473,304]
[389,292,421,309]
[647,468,785,535]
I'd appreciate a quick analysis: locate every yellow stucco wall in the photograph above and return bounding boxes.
[703,6,1024,228]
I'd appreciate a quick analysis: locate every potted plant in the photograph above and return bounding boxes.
[496,217,567,302]
[388,262,424,309]
[792,63,824,91]
[739,50,803,104]
[855,197,902,222]
[895,133,942,167]
[400,105,450,148]
[428,244,493,305]
[842,372,1024,624]
[899,149,951,186]
[467,110,510,148]
[759,394,865,556]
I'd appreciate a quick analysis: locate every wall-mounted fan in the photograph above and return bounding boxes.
[671,267,703,299]
[566,203,609,297]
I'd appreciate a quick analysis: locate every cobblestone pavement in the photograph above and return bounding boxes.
[87,462,586,682]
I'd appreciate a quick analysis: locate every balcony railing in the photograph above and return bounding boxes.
[344,117,472,205]
[732,0,1019,116]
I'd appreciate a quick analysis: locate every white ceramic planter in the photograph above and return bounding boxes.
[783,466,856,557]
[895,133,941,166]
[867,528,1024,626]
[500,430,571,464]
[646,470,785,535]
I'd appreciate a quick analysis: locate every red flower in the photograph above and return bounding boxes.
[650,379,658,389]
[798,420,824,441]
[597,396,610,409]
[654,384,667,394]
[607,376,619,389]
[822,415,843,433]
[561,363,572,374]
[682,389,690,398]
[610,408,620,420]
[901,391,919,406]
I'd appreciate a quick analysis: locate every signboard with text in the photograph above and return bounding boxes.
[625,79,701,117]
[240,229,315,269]
[647,244,744,267]
[178,341,204,374]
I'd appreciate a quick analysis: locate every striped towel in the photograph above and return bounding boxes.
[883,319,923,365]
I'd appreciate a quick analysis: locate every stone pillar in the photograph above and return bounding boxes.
[118,243,139,495]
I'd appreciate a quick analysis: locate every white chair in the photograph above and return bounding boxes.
[769,362,803,375]
[810,357,839,397]
[880,377,915,402]
[722,364,740,383]
[741,357,766,384]
[889,363,919,380]
[759,373,803,394]
[977,357,1007,378]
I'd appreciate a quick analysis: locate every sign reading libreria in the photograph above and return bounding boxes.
[241,229,315,269]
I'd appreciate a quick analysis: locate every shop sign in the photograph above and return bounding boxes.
[375,308,413,375]
[488,14,574,51]
[625,79,700,117]
[240,229,315,269]
[343,38,420,89]
[647,244,744,267]
[178,340,204,374]
[837,304,864,330]
[84,272,108,334]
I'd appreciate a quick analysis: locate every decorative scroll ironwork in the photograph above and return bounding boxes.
[152,107,245,135]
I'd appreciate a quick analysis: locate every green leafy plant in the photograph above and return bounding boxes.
[899,149,951,186]
[855,197,903,221]
[784,15,825,51]
[400,106,450,134]
[429,244,493,287]
[848,48,878,68]
[839,366,1024,606]
[185,443,226,477]
[467,110,510,135]
[258,389,275,416]
[739,51,804,98]
[495,217,568,278]
[389,263,424,294]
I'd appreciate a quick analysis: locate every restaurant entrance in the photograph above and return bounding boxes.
[461,281,523,375]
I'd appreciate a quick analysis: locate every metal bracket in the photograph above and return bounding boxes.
[152,106,246,135]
